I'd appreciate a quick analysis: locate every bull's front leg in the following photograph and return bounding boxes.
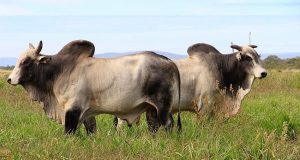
[84,116,97,135]
[113,116,124,130]
[64,107,81,134]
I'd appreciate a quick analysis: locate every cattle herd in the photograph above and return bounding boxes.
[7,40,267,135]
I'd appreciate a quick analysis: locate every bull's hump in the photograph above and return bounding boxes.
[57,40,95,58]
[187,43,221,57]
[139,51,169,60]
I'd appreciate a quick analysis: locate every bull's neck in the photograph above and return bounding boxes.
[23,55,63,98]
[216,53,247,93]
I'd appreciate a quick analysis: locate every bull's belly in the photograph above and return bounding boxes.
[171,94,198,113]
[171,92,213,113]
[82,96,147,124]
[114,106,147,125]
[171,101,196,113]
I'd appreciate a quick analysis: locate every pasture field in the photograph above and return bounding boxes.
[0,70,300,159]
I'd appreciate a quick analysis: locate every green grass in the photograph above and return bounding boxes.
[0,70,300,159]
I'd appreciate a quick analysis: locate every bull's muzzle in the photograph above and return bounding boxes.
[7,78,18,86]
[7,78,11,84]
[260,72,267,79]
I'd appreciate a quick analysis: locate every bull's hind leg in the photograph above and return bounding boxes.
[146,106,173,133]
[158,108,172,132]
[84,116,97,135]
[167,114,174,131]
[64,107,81,134]
[145,89,173,133]
[146,107,160,134]
[143,69,174,134]
[156,87,173,132]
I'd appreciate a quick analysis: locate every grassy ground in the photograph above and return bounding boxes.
[0,70,299,159]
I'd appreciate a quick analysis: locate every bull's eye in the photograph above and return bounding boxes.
[21,58,31,66]
[245,56,252,62]
[22,60,29,65]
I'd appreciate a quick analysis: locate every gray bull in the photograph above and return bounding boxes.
[115,43,267,128]
[7,40,181,134]
[172,43,267,117]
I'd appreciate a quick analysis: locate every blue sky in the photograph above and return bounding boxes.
[0,0,299,57]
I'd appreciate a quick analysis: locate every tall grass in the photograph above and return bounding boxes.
[0,70,299,159]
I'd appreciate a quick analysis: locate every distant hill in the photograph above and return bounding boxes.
[95,51,186,59]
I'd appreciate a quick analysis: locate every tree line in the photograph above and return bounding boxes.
[0,65,14,70]
[263,55,300,70]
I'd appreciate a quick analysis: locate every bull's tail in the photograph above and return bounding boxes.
[175,64,182,133]
[177,111,182,132]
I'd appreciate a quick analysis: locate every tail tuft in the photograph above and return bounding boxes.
[177,112,182,133]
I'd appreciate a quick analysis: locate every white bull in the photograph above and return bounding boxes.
[7,40,181,134]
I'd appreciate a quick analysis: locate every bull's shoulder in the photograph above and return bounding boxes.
[57,40,95,59]
[187,43,221,57]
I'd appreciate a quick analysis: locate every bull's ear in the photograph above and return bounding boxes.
[231,44,242,51]
[29,43,35,49]
[236,52,242,61]
[249,44,257,48]
[37,56,51,64]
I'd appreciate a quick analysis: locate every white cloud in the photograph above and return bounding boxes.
[0,0,82,4]
[219,0,298,5]
[190,4,300,16]
[0,4,32,16]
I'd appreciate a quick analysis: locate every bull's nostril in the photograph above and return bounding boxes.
[7,78,11,84]
[261,72,267,78]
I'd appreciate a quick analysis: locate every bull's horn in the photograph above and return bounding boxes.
[249,44,257,48]
[230,44,242,51]
[35,40,43,55]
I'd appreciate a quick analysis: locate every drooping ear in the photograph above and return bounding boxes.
[231,44,242,51]
[35,41,43,55]
[236,52,242,61]
[249,44,257,48]
[37,55,51,64]
[29,43,35,49]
